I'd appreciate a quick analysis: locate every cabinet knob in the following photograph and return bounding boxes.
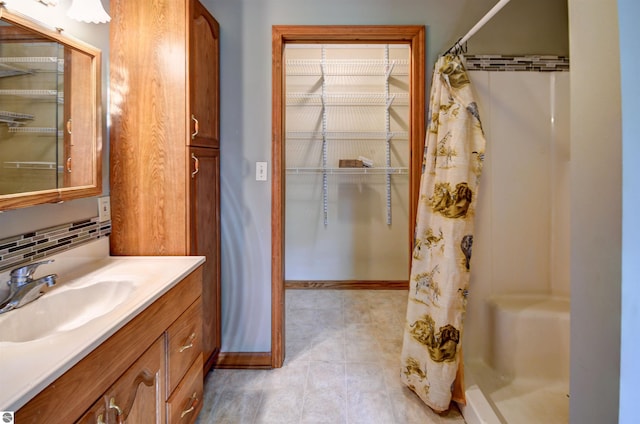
[191,114,199,139]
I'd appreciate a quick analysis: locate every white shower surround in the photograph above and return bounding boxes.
[461,68,570,423]
[462,294,570,424]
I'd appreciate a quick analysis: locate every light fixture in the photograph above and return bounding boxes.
[67,0,111,23]
[38,0,60,6]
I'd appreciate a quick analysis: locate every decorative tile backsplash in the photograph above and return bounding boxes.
[464,55,570,72]
[0,218,111,272]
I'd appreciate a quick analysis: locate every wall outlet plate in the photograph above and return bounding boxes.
[98,196,111,222]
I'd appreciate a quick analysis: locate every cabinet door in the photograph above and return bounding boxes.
[103,337,165,424]
[189,0,219,148]
[189,147,220,373]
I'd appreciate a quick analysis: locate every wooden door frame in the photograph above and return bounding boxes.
[271,25,425,367]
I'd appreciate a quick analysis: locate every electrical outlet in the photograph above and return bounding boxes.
[98,196,111,222]
[256,162,268,181]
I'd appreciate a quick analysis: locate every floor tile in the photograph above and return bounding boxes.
[254,387,304,424]
[345,339,383,363]
[301,386,347,424]
[263,360,309,390]
[199,389,262,424]
[347,390,395,424]
[306,361,345,391]
[389,387,444,424]
[346,362,387,393]
[196,289,467,424]
[306,337,346,361]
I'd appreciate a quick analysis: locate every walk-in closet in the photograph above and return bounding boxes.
[284,43,411,285]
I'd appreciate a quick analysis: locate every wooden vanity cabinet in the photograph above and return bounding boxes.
[16,267,204,424]
[110,0,221,376]
[77,337,165,424]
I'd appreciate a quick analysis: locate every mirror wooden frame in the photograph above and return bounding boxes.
[0,6,102,211]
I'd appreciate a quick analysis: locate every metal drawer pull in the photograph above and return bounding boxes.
[191,153,199,178]
[66,118,72,134]
[191,114,199,139]
[180,392,199,418]
[179,332,196,352]
[66,157,72,173]
[97,413,105,424]
[109,398,123,423]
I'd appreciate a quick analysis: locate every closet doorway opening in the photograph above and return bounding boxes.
[271,25,425,367]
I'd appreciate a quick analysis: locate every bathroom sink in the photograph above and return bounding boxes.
[0,280,135,343]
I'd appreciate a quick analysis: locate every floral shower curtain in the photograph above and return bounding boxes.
[400,54,486,412]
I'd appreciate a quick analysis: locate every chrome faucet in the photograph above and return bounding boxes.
[0,260,57,314]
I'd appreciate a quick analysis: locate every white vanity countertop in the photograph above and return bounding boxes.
[0,239,205,411]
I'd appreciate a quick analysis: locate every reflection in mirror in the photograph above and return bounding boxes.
[0,7,101,210]
[63,47,94,189]
[0,20,63,194]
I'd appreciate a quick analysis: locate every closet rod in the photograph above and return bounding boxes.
[446,0,511,54]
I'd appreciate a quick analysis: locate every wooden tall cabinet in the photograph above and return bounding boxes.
[189,146,220,371]
[109,0,221,375]
[190,0,220,149]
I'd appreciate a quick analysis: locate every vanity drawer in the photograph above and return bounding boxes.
[166,298,202,394]
[166,355,203,424]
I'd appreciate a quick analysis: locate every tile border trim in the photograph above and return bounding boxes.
[464,54,570,72]
[0,218,111,272]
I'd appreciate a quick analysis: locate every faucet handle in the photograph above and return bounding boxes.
[9,259,55,286]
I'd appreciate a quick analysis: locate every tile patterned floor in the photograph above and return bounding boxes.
[196,289,466,424]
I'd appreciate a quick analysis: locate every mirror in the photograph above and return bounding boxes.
[0,6,102,210]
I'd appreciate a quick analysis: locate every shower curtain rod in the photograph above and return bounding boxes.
[445,0,511,54]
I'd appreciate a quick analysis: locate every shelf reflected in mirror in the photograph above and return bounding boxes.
[0,5,102,210]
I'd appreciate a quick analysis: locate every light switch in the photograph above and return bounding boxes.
[256,162,268,181]
[98,196,111,222]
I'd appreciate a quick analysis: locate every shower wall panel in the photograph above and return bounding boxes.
[464,70,570,361]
